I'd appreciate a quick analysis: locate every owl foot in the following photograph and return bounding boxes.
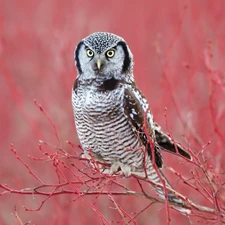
[80,151,92,160]
[110,162,132,177]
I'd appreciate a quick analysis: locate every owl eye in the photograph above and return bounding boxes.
[86,49,94,57]
[106,50,115,58]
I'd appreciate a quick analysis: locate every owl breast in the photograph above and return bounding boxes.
[72,85,145,168]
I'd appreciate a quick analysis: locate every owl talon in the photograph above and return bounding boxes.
[78,152,86,159]
[110,161,121,174]
[120,164,132,177]
[80,151,92,160]
[110,162,132,177]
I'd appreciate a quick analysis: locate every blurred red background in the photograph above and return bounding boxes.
[1,0,225,224]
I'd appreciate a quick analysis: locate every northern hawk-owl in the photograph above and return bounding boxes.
[72,32,191,212]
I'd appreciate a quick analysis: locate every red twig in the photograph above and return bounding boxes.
[143,108,171,225]
[10,144,43,184]
[34,99,61,146]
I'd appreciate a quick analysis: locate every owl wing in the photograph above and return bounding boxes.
[154,122,192,160]
[123,84,163,168]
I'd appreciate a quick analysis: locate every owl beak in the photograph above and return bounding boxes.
[97,59,102,70]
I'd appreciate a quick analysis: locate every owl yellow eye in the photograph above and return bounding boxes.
[86,49,94,57]
[106,50,115,58]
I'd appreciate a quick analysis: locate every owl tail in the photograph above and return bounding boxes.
[149,170,191,214]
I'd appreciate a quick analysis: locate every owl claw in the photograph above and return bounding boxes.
[121,164,132,177]
[110,162,121,174]
[110,162,132,177]
[80,151,92,160]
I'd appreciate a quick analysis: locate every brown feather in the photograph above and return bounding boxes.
[154,122,192,160]
[123,86,163,168]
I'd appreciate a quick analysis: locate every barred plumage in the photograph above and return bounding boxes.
[72,32,191,213]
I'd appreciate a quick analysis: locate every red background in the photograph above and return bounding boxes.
[1,0,225,224]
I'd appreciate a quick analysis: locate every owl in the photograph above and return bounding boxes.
[72,32,191,213]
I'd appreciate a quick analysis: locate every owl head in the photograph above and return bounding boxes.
[74,32,134,82]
